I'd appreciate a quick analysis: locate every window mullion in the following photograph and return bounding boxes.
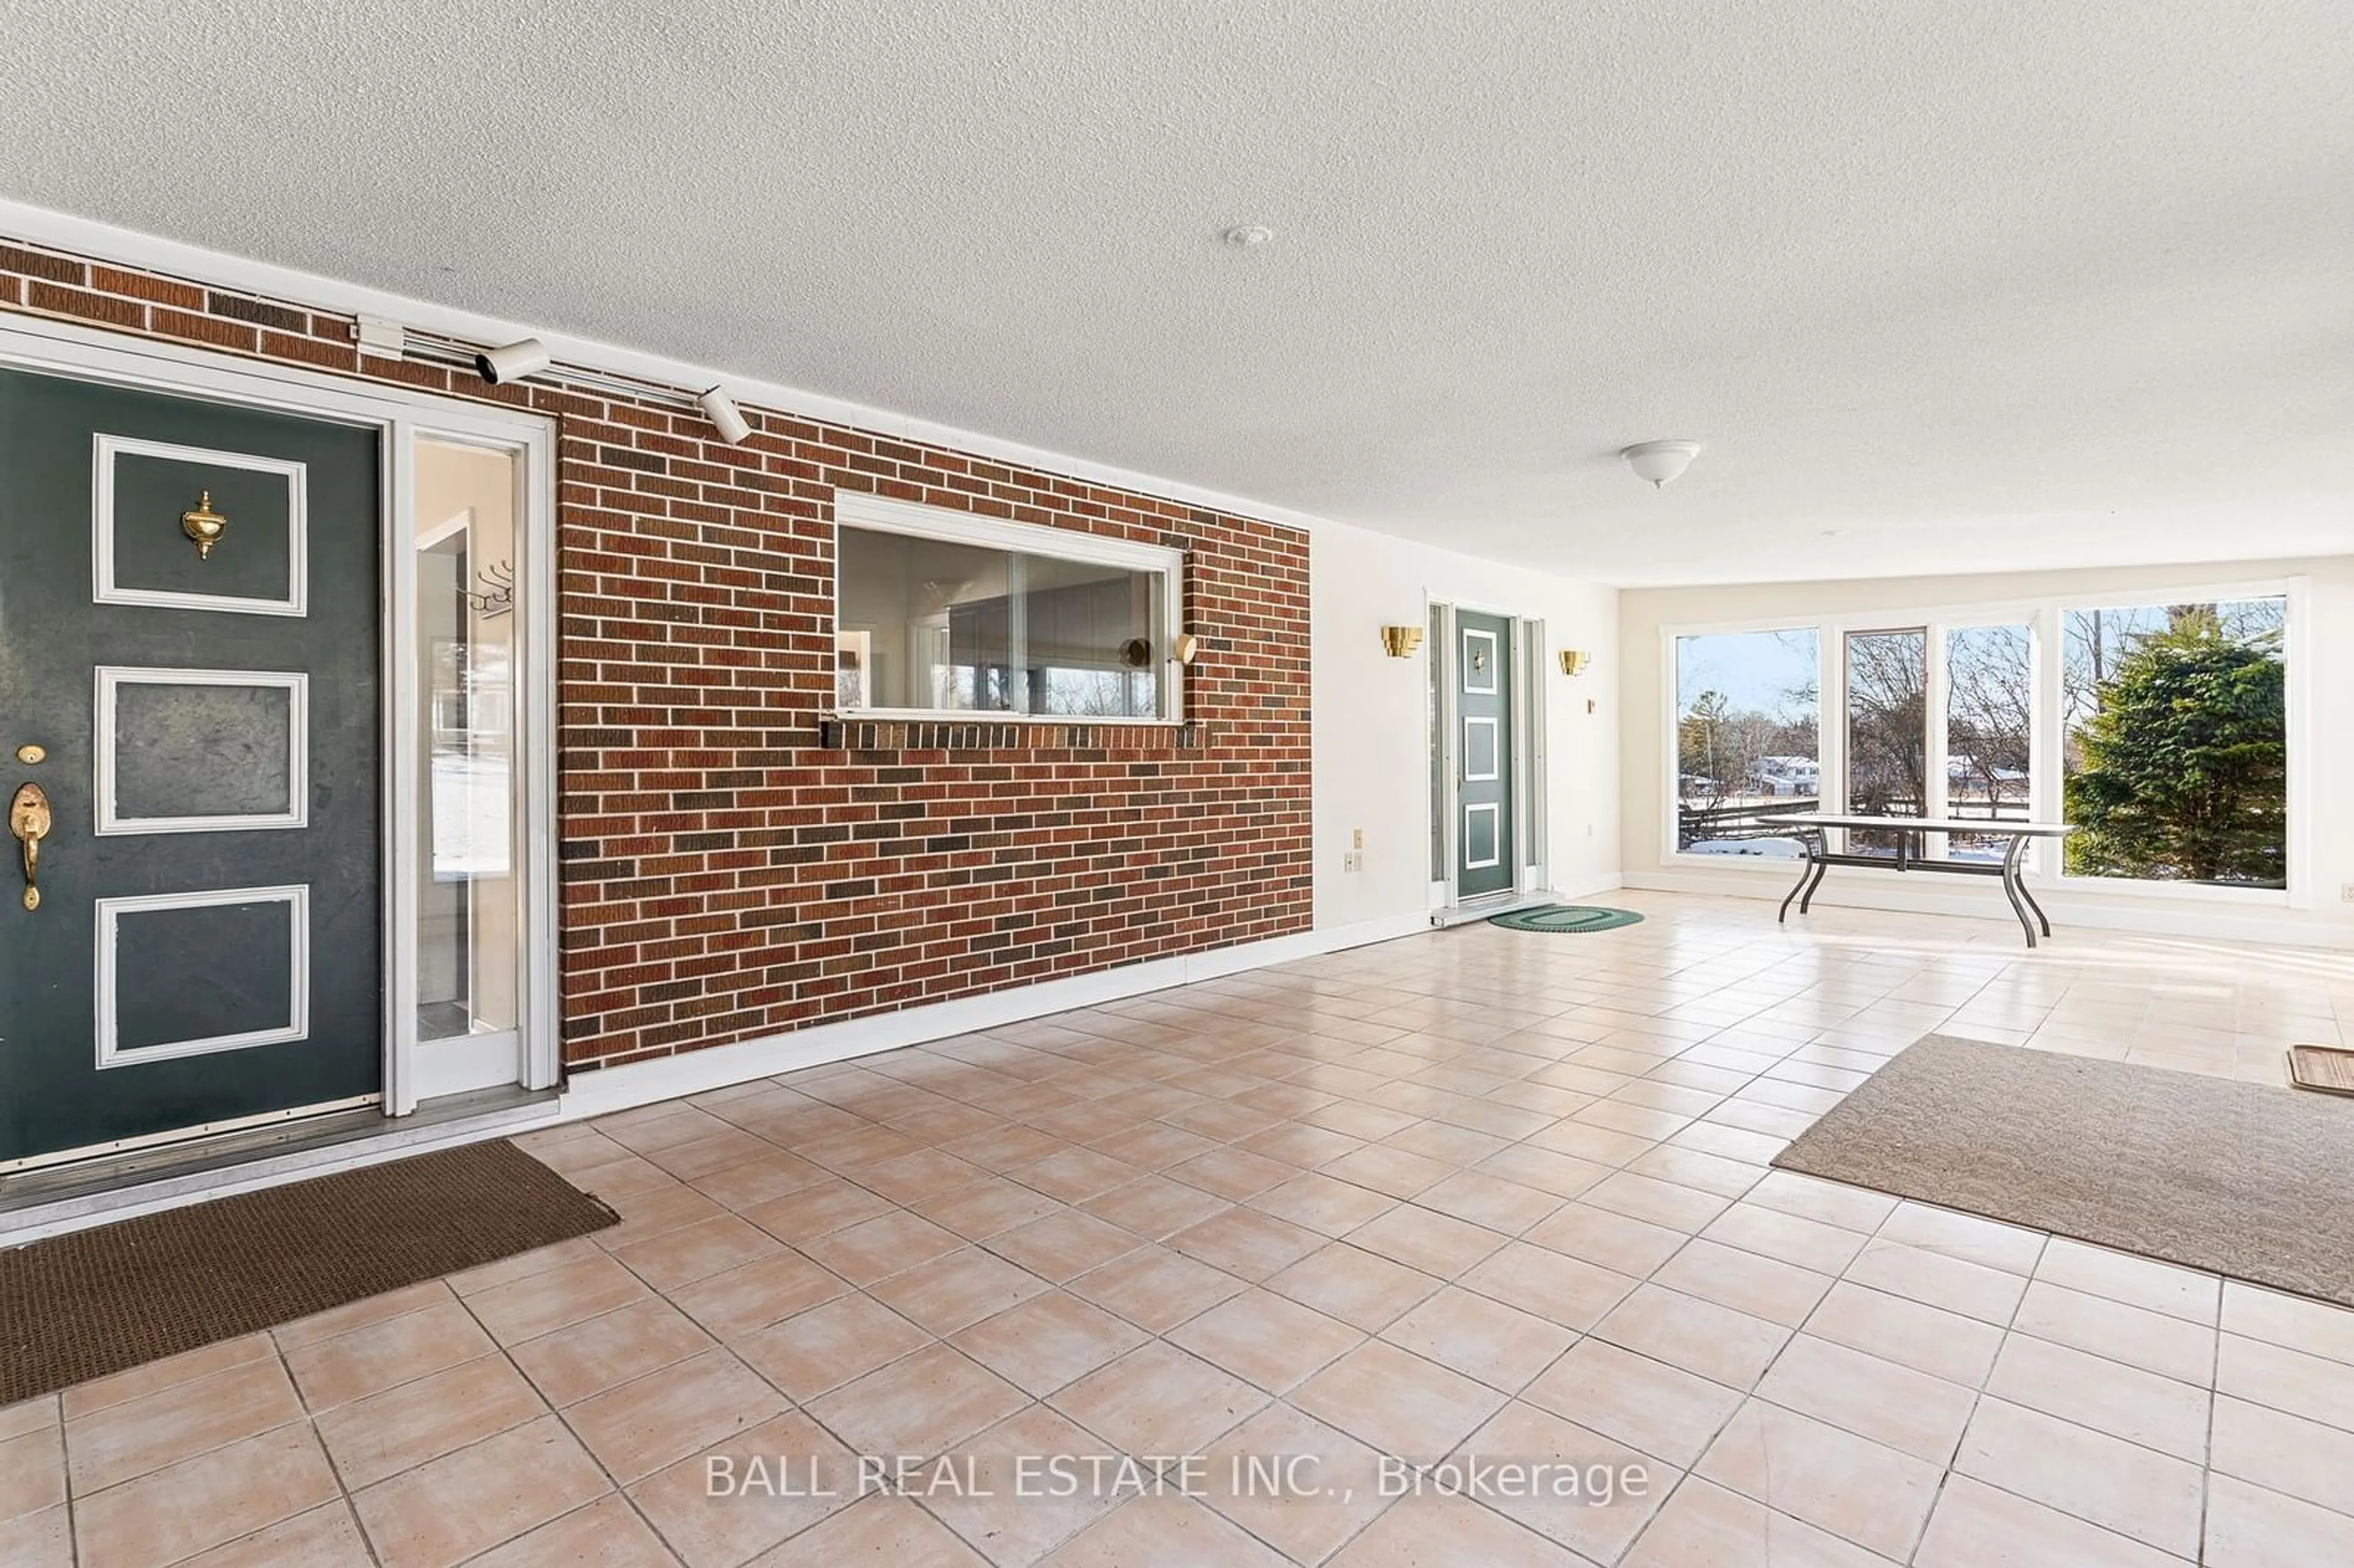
[2033,604,2063,876]
[1924,623,1950,843]
[1006,552,1029,716]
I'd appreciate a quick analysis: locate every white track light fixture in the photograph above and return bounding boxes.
[699,386,754,445]
[474,338,551,385]
[1621,440,1701,489]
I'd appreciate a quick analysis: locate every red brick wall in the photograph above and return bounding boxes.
[0,239,1315,1073]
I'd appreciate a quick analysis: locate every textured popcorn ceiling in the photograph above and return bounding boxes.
[4,0,2349,584]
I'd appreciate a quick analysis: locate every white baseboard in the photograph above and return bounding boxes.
[1625,869,2354,950]
[1553,871,1628,901]
[556,911,1435,1121]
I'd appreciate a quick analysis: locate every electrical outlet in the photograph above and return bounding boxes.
[1343,850,1363,873]
[2341,882,2354,904]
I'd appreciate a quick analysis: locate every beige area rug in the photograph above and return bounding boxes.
[1773,1033,2354,1309]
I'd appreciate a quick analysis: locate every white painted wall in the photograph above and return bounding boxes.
[1618,555,2354,946]
[1311,519,1621,931]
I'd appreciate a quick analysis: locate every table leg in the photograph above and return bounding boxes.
[1778,831,1818,923]
[2014,846,2053,938]
[1999,833,2038,948]
[1799,831,1829,912]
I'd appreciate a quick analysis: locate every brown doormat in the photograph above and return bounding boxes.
[1774,1033,2354,1309]
[0,1138,615,1404]
[2288,1045,2354,1096]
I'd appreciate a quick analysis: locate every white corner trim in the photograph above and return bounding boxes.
[93,666,308,835]
[556,913,1432,1121]
[92,433,309,617]
[0,199,1333,539]
[96,884,310,1067]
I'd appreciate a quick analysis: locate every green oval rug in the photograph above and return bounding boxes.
[1487,904,1645,934]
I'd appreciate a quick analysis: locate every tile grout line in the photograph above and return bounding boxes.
[444,1262,689,1568]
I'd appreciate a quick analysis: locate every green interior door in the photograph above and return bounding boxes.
[1456,611,1515,898]
[0,368,383,1169]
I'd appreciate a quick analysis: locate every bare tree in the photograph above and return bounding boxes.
[1844,631,1927,815]
[1946,625,2032,821]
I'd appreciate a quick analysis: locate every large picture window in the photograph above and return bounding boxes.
[1673,629,1820,854]
[2061,597,2287,888]
[1945,623,2035,861]
[834,499,1183,721]
[1843,628,1927,856]
[1667,585,2295,897]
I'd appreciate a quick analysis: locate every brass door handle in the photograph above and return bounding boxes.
[9,783,49,911]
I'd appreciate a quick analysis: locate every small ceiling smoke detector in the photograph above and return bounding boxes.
[1621,440,1701,489]
[1221,225,1275,248]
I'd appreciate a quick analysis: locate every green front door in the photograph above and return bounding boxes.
[0,368,383,1169]
[1456,610,1515,897]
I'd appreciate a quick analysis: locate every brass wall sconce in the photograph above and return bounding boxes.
[180,490,227,561]
[1379,625,1424,658]
[1172,633,1201,666]
[1558,650,1593,677]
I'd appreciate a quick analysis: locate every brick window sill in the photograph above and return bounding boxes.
[817,715,1205,752]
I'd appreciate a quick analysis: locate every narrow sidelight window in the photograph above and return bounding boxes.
[414,438,524,1042]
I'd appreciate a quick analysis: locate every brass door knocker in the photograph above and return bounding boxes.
[181,490,227,560]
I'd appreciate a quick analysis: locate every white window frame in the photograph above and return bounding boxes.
[1661,573,2307,905]
[832,492,1186,724]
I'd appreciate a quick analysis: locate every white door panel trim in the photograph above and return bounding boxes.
[92,433,309,617]
[93,666,309,835]
[96,883,310,1068]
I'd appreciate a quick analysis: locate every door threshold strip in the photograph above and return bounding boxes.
[0,1085,560,1243]
[1429,891,1561,929]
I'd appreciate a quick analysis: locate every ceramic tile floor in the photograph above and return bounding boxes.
[6,891,2354,1567]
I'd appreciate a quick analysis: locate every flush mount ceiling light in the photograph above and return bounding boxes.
[1220,224,1275,248]
[698,386,753,445]
[474,337,551,385]
[1620,440,1701,489]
